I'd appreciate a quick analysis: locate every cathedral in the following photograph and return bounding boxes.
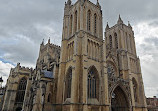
[2,0,147,111]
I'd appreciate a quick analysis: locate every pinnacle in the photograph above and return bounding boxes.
[67,0,71,5]
[48,37,50,44]
[106,22,109,30]
[117,14,123,24]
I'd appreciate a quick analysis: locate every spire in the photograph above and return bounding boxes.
[106,22,109,31]
[117,14,123,24]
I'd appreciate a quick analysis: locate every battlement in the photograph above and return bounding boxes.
[16,63,33,72]
[40,39,61,51]
[106,15,133,33]
[70,0,100,9]
[49,43,61,50]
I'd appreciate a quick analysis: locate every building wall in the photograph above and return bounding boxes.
[2,63,31,111]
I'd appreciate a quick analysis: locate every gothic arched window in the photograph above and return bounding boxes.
[74,11,77,32]
[114,33,118,49]
[88,66,99,99]
[109,35,112,49]
[15,77,27,103]
[70,15,73,35]
[87,10,91,31]
[132,78,138,102]
[65,68,72,99]
[94,13,97,34]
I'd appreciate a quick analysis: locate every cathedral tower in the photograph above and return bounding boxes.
[105,15,147,111]
[56,0,109,111]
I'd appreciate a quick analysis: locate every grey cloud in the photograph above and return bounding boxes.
[144,37,158,47]
[149,20,158,27]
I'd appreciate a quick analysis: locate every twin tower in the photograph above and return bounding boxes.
[57,0,147,111]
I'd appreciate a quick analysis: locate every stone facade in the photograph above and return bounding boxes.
[2,0,147,111]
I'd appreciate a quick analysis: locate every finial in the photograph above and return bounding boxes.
[117,14,123,24]
[41,39,44,45]
[106,22,109,30]
[48,37,50,44]
[119,14,121,19]
[128,21,132,28]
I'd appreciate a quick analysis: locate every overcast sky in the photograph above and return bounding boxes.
[0,0,158,97]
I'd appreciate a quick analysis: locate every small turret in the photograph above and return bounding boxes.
[117,14,123,24]
[106,22,110,31]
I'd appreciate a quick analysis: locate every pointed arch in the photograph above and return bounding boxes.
[87,66,99,99]
[111,85,129,111]
[69,15,73,35]
[114,33,118,49]
[132,77,138,102]
[87,10,91,31]
[15,77,27,103]
[94,13,97,34]
[74,11,78,32]
[65,67,72,99]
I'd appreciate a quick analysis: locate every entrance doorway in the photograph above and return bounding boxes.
[16,107,22,111]
[111,86,129,111]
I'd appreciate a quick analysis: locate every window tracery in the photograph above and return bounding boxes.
[15,77,27,103]
[87,67,98,99]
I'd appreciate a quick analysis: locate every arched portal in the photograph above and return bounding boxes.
[111,86,129,111]
[16,107,22,111]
